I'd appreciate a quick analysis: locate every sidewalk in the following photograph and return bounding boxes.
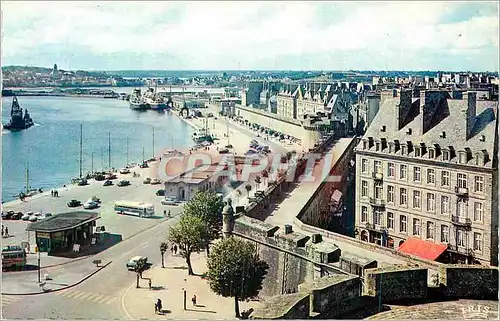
[122,252,262,320]
[2,259,110,295]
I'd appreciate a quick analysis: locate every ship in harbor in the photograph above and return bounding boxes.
[3,96,34,131]
[129,89,149,110]
[144,86,169,111]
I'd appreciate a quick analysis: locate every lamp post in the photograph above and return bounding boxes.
[37,251,41,283]
[183,278,187,310]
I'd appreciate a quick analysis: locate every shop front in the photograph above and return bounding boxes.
[27,211,99,255]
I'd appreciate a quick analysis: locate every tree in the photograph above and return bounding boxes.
[159,242,168,268]
[182,191,224,255]
[245,184,252,196]
[206,237,269,318]
[168,215,209,275]
[134,258,148,288]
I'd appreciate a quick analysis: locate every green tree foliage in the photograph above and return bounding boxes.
[134,258,148,288]
[159,242,168,268]
[168,215,209,275]
[206,237,269,317]
[183,191,224,246]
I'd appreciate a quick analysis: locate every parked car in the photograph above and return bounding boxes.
[39,213,52,220]
[77,179,88,186]
[29,213,42,222]
[84,200,99,209]
[161,197,177,206]
[117,180,131,187]
[11,212,23,220]
[94,174,106,181]
[106,173,117,180]
[126,256,148,271]
[143,177,151,184]
[156,189,165,196]
[1,211,15,220]
[139,162,149,169]
[67,199,82,207]
[119,168,130,174]
[150,178,161,185]
[218,148,229,154]
[21,212,33,221]
[103,180,113,186]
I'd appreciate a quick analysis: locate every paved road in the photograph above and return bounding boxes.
[2,210,180,319]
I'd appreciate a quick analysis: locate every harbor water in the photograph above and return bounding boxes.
[1,96,194,202]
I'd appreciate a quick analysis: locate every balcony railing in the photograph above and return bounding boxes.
[451,215,472,227]
[369,197,386,207]
[372,172,383,180]
[447,244,474,257]
[455,186,469,196]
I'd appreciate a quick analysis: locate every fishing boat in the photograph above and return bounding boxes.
[3,96,34,131]
[16,161,41,199]
[129,89,149,110]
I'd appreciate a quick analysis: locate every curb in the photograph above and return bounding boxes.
[1,261,112,296]
[8,217,177,273]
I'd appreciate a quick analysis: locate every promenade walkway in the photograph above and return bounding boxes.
[262,137,406,266]
[121,252,262,320]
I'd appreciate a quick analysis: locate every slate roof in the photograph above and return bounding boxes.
[26,211,100,232]
[357,91,498,168]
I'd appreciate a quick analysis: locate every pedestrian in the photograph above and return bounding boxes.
[51,190,54,197]
[154,302,158,314]
[168,210,171,217]
[170,245,174,253]
[173,244,177,255]
[5,227,9,237]
[163,210,166,217]
[2,225,4,238]
[157,299,162,314]
[149,279,152,290]
[191,294,197,306]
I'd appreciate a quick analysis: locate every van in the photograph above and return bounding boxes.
[126,256,148,270]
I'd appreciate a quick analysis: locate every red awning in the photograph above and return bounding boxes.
[398,238,447,261]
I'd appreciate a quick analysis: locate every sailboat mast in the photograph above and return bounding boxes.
[126,137,129,165]
[25,160,29,195]
[108,132,111,170]
[152,126,155,158]
[142,146,145,163]
[79,123,83,178]
[91,152,94,174]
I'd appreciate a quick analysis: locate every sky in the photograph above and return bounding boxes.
[1,1,499,71]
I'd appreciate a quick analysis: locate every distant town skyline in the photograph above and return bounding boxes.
[2,1,499,71]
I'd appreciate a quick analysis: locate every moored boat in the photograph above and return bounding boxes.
[3,96,34,131]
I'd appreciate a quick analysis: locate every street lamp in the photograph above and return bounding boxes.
[37,251,41,283]
[183,278,187,310]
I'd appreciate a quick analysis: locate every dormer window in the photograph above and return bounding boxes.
[362,140,367,150]
[442,150,449,161]
[375,142,380,151]
[388,143,393,153]
[429,148,435,159]
[475,153,481,166]
[415,147,420,157]
[458,151,467,164]
[401,145,407,155]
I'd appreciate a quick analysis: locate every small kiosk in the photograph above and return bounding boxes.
[26,211,100,255]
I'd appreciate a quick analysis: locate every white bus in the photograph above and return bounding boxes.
[114,201,155,218]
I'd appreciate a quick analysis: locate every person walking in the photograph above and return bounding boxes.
[5,227,9,237]
[154,301,158,314]
[173,244,178,255]
[51,190,54,197]
[149,279,152,291]
[156,299,162,314]
[168,210,171,217]
[191,294,197,306]
[2,225,4,238]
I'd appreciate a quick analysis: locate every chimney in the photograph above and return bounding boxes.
[283,224,293,234]
[463,91,477,140]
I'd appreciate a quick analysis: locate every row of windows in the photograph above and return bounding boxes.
[360,159,485,193]
[360,182,484,221]
[360,207,484,251]
[360,140,488,166]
